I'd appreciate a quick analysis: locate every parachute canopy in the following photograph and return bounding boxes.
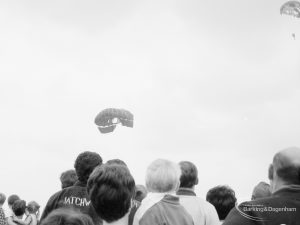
[94,108,134,134]
[280,1,300,18]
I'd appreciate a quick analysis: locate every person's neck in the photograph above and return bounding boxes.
[103,213,129,225]
[271,179,292,193]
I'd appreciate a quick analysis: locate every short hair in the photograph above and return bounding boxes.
[40,208,94,225]
[206,185,237,220]
[27,201,40,214]
[251,182,271,200]
[74,151,103,183]
[134,185,147,202]
[60,169,78,189]
[272,147,300,185]
[12,200,26,217]
[146,159,181,193]
[179,161,198,188]
[8,195,20,206]
[106,159,127,167]
[87,164,135,223]
[0,193,6,205]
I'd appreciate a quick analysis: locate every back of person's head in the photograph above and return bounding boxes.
[179,161,198,188]
[40,208,94,225]
[206,185,237,221]
[74,151,103,184]
[8,195,20,207]
[27,201,40,214]
[60,169,78,189]
[0,193,6,205]
[268,147,300,188]
[146,159,181,193]
[12,200,26,217]
[87,164,135,223]
[134,185,147,202]
[106,159,127,167]
[251,182,271,200]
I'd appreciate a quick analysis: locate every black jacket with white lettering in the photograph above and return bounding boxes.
[40,181,102,225]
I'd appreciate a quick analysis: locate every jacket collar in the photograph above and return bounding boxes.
[176,187,196,196]
[74,180,87,187]
[272,185,300,198]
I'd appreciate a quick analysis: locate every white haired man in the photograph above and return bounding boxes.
[133,159,194,225]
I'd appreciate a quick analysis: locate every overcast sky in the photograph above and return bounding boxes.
[0,0,300,210]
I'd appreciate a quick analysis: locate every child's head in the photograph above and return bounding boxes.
[12,200,26,217]
[26,201,40,215]
[0,193,6,207]
[8,195,20,208]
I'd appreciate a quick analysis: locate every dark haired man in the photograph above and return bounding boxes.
[206,185,237,223]
[41,151,103,225]
[177,161,219,225]
[87,163,135,225]
[223,147,300,225]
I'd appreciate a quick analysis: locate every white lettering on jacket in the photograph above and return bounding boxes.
[64,197,91,207]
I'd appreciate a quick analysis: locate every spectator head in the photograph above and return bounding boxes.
[74,151,103,184]
[251,182,271,200]
[8,195,20,208]
[146,159,181,193]
[206,185,237,221]
[268,147,300,192]
[134,185,147,202]
[179,161,198,188]
[40,208,94,225]
[87,164,135,223]
[12,200,26,217]
[0,193,6,206]
[106,159,127,167]
[26,201,40,214]
[60,169,78,189]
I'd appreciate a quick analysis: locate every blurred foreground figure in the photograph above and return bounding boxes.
[133,159,194,225]
[251,182,271,200]
[223,147,300,225]
[40,209,94,225]
[41,151,103,225]
[88,164,135,225]
[60,169,78,189]
[0,193,6,225]
[206,185,236,224]
[177,161,219,225]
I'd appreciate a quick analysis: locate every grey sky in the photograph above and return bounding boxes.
[0,0,299,209]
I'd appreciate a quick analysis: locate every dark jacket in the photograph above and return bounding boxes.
[223,185,300,225]
[40,181,102,225]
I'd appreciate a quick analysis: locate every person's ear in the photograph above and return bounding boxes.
[195,177,199,185]
[268,164,274,180]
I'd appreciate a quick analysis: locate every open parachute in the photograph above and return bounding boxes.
[280,1,300,18]
[94,108,134,133]
[280,1,300,39]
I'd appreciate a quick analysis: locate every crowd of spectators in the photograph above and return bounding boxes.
[1,147,299,225]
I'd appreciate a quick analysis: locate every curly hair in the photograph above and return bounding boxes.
[206,185,237,220]
[74,151,103,183]
[40,208,94,225]
[60,169,78,189]
[12,200,26,217]
[87,164,135,223]
[0,193,6,205]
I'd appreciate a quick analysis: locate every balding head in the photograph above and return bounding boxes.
[269,147,300,188]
